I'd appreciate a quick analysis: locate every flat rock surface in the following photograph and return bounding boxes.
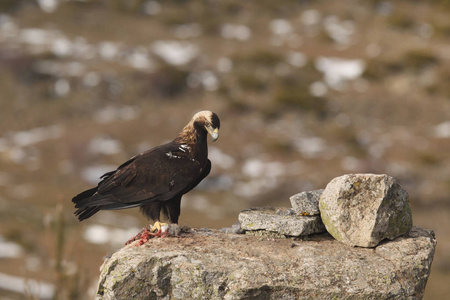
[238,207,326,236]
[97,226,436,300]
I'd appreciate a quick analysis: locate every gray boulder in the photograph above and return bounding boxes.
[289,189,324,215]
[319,173,413,247]
[238,207,326,237]
[96,226,436,300]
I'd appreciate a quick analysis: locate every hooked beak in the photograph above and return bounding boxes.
[206,125,219,142]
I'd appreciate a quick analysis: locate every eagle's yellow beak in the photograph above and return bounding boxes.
[206,126,219,142]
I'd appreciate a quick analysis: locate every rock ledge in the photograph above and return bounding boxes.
[96,226,436,300]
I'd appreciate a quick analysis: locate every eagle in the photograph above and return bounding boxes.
[72,111,220,245]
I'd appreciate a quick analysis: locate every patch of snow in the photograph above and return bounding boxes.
[221,24,252,41]
[54,78,70,97]
[233,178,278,198]
[83,225,110,245]
[309,81,328,97]
[200,71,219,91]
[242,159,265,178]
[33,60,86,77]
[315,57,365,90]
[37,0,59,13]
[126,47,154,70]
[0,272,54,300]
[152,40,198,66]
[323,16,355,46]
[88,136,123,155]
[51,37,73,57]
[8,147,27,164]
[0,14,18,39]
[0,237,23,258]
[98,42,120,60]
[20,28,57,46]
[286,51,307,68]
[188,71,219,91]
[73,37,97,60]
[93,106,140,124]
[8,125,64,148]
[295,136,326,158]
[209,146,235,169]
[269,19,292,36]
[433,122,450,138]
[300,9,322,27]
[81,165,117,184]
[83,224,141,245]
[241,159,285,179]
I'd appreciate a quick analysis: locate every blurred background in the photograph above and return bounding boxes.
[0,0,449,299]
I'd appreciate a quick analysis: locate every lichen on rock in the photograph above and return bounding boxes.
[238,207,326,237]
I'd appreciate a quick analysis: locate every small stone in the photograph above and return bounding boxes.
[319,173,413,247]
[238,207,326,237]
[289,189,324,215]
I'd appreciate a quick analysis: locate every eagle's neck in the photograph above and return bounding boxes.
[174,121,208,158]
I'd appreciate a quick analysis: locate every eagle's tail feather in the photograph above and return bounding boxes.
[72,187,100,221]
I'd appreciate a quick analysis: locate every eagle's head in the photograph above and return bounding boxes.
[191,111,220,142]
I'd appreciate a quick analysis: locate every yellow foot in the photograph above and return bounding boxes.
[150,221,168,233]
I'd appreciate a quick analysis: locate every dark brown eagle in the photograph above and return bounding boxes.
[72,111,220,244]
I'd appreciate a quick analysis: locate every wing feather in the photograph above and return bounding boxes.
[81,143,205,209]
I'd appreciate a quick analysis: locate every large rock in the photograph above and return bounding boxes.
[319,173,413,247]
[96,227,436,300]
[238,207,325,237]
